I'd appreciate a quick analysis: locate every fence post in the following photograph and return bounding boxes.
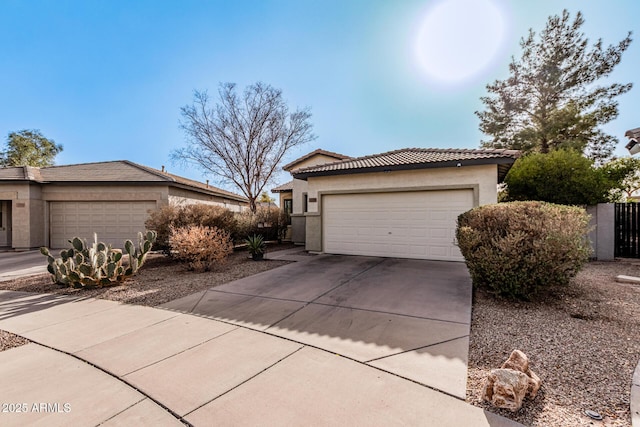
[593,203,615,260]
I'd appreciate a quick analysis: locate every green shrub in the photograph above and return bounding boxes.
[456,201,592,299]
[504,149,614,205]
[40,231,156,288]
[169,225,233,272]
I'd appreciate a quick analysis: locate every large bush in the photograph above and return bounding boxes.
[456,201,592,299]
[170,225,233,272]
[504,149,615,205]
[146,204,289,249]
[235,207,289,242]
[146,204,237,251]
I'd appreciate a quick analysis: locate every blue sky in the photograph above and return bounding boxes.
[1,0,638,191]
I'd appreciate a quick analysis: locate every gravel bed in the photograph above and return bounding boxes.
[0,247,293,307]
[0,245,294,353]
[0,330,30,352]
[467,259,640,426]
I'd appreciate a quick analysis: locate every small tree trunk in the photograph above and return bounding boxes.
[248,198,257,213]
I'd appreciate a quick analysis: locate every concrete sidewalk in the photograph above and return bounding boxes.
[0,290,521,426]
[0,250,47,282]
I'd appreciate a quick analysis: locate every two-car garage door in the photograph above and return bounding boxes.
[49,201,156,249]
[322,190,473,261]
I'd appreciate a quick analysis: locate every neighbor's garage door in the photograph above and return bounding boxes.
[49,201,156,249]
[323,190,474,261]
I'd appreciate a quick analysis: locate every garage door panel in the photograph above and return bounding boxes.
[323,191,473,261]
[50,201,156,249]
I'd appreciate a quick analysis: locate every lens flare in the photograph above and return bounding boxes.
[414,0,506,85]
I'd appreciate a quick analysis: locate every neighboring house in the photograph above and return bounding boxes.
[0,160,248,249]
[274,147,519,261]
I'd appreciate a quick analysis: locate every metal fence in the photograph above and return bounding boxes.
[615,203,640,258]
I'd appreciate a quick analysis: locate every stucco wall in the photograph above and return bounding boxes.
[586,204,614,260]
[43,184,168,205]
[0,183,37,249]
[0,180,248,249]
[301,164,499,252]
[291,179,308,214]
[168,187,246,212]
[290,154,344,171]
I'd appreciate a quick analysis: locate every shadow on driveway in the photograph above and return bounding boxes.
[162,254,474,398]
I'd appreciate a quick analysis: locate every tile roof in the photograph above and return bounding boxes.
[283,149,351,171]
[0,160,248,202]
[0,166,29,180]
[40,161,168,182]
[271,180,293,193]
[291,148,520,181]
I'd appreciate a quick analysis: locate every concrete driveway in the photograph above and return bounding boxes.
[0,251,47,282]
[0,254,522,426]
[162,254,473,399]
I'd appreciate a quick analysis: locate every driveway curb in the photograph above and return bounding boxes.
[632,359,640,427]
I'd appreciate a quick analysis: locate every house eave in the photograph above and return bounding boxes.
[292,158,517,182]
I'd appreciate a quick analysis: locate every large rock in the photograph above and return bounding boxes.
[501,349,541,398]
[483,368,529,412]
[482,350,541,412]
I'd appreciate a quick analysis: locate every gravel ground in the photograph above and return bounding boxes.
[0,244,294,351]
[467,259,640,427]
[0,245,293,307]
[0,330,29,352]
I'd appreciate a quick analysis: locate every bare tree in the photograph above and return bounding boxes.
[174,82,316,212]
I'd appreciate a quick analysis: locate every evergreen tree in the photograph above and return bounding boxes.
[477,10,632,162]
[1,130,63,167]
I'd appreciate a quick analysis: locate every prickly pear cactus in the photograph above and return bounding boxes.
[40,231,157,288]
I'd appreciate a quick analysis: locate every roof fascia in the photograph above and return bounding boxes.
[292,157,517,180]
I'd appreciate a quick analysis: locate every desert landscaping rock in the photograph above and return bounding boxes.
[482,350,541,412]
[483,368,530,412]
[500,350,541,398]
[467,259,640,426]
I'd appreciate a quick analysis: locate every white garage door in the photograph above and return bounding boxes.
[323,190,474,261]
[49,201,156,249]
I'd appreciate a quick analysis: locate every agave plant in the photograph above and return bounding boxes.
[245,234,266,260]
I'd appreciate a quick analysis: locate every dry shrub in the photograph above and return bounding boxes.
[169,225,233,272]
[456,201,592,299]
[234,207,289,242]
[146,204,237,251]
[145,205,180,251]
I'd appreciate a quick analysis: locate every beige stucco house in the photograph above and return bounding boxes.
[0,160,247,249]
[272,149,351,243]
[274,147,519,261]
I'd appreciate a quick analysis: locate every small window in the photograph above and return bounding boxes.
[283,199,293,215]
[303,194,308,213]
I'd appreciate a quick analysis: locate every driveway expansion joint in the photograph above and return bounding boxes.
[200,289,308,304]
[266,257,388,329]
[119,325,241,377]
[363,334,470,363]
[182,345,305,418]
[178,310,470,404]
[307,301,471,325]
[94,396,147,426]
[11,340,192,426]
